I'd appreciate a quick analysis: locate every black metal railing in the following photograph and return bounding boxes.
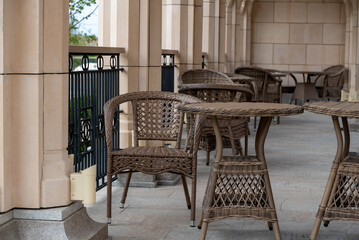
[68,47,122,190]
[161,53,175,92]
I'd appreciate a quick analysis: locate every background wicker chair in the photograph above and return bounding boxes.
[179,83,253,165]
[104,91,204,226]
[234,66,282,127]
[178,69,234,86]
[313,65,346,101]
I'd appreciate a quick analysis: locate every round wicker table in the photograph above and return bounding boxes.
[179,102,303,240]
[304,102,359,240]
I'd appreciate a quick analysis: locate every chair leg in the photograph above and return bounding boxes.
[277,116,280,124]
[181,175,191,209]
[184,126,190,152]
[107,172,112,224]
[229,138,237,156]
[200,222,209,240]
[206,150,210,166]
[198,208,204,229]
[190,176,197,227]
[239,142,244,156]
[267,221,273,230]
[272,222,282,240]
[120,172,132,208]
[254,117,257,130]
[323,220,330,227]
[245,134,248,155]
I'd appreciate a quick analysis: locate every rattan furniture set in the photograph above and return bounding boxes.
[103,67,356,240]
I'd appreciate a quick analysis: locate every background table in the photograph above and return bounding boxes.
[180,102,303,240]
[305,102,359,240]
[282,70,324,104]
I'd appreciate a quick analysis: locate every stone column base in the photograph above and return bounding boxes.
[0,202,107,240]
[117,172,181,188]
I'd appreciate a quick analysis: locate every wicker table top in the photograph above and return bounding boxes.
[304,102,359,118]
[179,102,303,117]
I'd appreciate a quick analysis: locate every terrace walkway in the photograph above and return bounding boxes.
[87,111,359,240]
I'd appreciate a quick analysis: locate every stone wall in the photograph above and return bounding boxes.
[250,1,346,86]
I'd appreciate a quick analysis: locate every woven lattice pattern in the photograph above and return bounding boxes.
[324,156,359,220]
[212,173,269,208]
[136,99,181,140]
[111,146,193,176]
[192,89,235,102]
[202,156,276,222]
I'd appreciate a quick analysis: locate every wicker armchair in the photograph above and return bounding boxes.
[314,65,346,101]
[179,83,253,165]
[104,91,204,227]
[234,66,282,127]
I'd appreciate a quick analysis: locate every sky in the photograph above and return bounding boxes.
[78,3,99,36]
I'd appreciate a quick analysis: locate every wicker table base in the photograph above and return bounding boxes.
[197,116,280,240]
[304,102,359,240]
[179,102,303,240]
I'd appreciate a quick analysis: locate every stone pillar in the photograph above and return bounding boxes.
[0,0,71,213]
[0,0,106,238]
[238,0,252,66]
[225,0,242,72]
[345,0,359,100]
[99,0,163,186]
[202,0,225,72]
[99,0,162,148]
[162,0,203,91]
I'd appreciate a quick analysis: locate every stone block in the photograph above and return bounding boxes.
[251,43,273,64]
[252,2,274,23]
[13,202,82,221]
[0,203,107,240]
[274,2,307,23]
[289,24,323,44]
[306,45,340,65]
[156,173,181,186]
[323,23,345,45]
[118,173,157,188]
[273,44,306,65]
[308,3,341,24]
[0,211,12,226]
[252,23,289,44]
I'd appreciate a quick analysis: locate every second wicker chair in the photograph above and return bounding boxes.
[178,71,253,166]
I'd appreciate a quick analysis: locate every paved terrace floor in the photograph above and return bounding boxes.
[87,111,359,240]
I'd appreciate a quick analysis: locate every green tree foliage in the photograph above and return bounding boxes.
[69,0,98,45]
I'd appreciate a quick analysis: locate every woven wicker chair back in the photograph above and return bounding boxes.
[178,69,233,86]
[234,66,279,102]
[315,65,345,87]
[178,84,253,103]
[104,91,201,151]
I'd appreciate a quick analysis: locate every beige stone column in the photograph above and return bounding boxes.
[162,0,203,91]
[345,0,359,100]
[202,0,225,72]
[99,0,163,186]
[99,0,162,148]
[225,0,243,72]
[0,0,71,212]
